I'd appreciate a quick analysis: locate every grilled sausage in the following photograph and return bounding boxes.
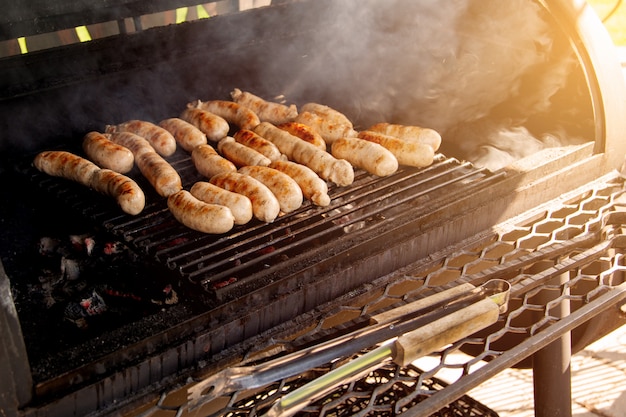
[238,165,303,213]
[34,150,100,186]
[230,88,298,124]
[167,190,234,234]
[367,123,442,152]
[180,108,230,142]
[109,131,154,156]
[106,120,177,157]
[89,169,146,215]
[158,117,207,152]
[210,172,280,223]
[190,181,253,225]
[294,111,357,145]
[300,102,354,129]
[82,131,134,174]
[191,144,237,179]
[233,129,284,162]
[254,122,354,187]
[268,160,330,207]
[331,137,398,177]
[134,151,183,197]
[277,122,327,150]
[110,131,183,197]
[357,131,435,168]
[190,99,260,131]
[217,136,272,167]
[33,151,145,215]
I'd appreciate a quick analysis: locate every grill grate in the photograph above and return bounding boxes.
[23,150,503,299]
[119,175,626,416]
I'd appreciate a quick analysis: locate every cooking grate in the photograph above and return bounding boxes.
[22,150,504,299]
[120,174,626,416]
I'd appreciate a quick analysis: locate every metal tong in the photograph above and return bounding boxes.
[187,279,511,411]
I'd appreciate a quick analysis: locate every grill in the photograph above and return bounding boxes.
[1,0,626,416]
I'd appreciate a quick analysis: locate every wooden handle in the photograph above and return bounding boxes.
[369,283,476,325]
[393,297,500,366]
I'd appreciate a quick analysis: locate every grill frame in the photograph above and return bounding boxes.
[1,0,626,416]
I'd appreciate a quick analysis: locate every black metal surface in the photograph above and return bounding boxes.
[19,151,504,301]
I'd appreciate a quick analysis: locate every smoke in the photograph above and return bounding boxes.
[275,0,593,172]
[0,0,594,173]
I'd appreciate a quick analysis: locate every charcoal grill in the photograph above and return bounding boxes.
[1,0,626,416]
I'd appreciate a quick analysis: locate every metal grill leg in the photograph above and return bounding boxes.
[532,272,572,417]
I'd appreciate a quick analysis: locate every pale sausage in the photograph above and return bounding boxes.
[191,144,237,179]
[367,122,442,152]
[158,117,207,152]
[190,181,253,225]
[190,99,260,131]
[217,136,271,167]
[300,102,354,128]
[268,160,330,207]
[357,130,435,168]
[180,108,230,142]
[106,120,177,157]
[238,165,303,213]
[331,137,398,177]
[230,88,297,125]
[167,190,234,234]
[210,172,280,223]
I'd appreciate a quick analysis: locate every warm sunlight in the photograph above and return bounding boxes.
[587,0,626,45]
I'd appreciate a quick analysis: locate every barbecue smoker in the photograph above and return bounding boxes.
[1,0,626,416]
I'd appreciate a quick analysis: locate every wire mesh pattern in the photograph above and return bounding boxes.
[125,177,626,417]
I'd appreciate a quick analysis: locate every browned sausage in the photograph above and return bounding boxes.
[82,131,134,173]
[217,136,271,167]
[190,181,253,225]
[134,151,183,197]
[367,123,442,151]
[268,160,330,207]
[190,99,260,131]
[106,120,177,157]
[191,144,237,179]
[210,172,280,223]
[331,136,398,177]
[34,150,100,186]
[110,131,183,197]
[158,117,207,152]
[294,111,357,145]
[167,190,234,234]
[89,169,146,215]
[357,131,435,168]
[180,108,230,142]
[108,131,154,156]
[233,129,284,162]
[238,165,303,213]
[254,122,354,187]
[33,151,145,215]
[230,88,298,124]
[277,122,327,150]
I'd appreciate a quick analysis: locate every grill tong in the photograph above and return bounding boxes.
[187,279,510,411]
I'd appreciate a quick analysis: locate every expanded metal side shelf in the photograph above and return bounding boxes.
[120,173,626,417]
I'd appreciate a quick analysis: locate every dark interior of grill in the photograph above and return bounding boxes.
[0,0,612,411]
